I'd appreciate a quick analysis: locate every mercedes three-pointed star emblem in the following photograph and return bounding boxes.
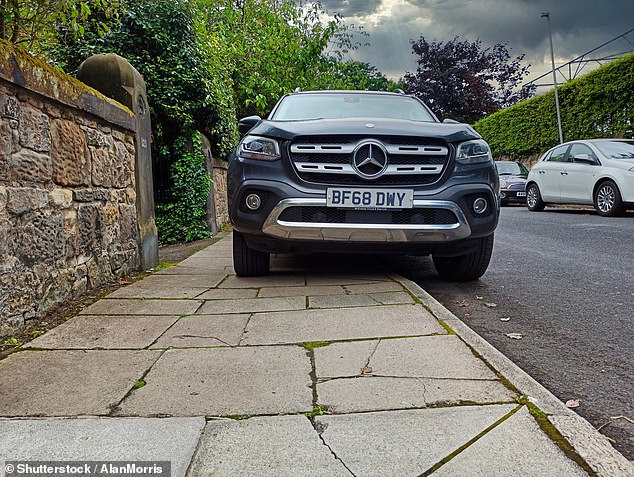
[352,140,388,179]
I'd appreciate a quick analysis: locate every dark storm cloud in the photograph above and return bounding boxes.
[348,0,634,80]
[320,0,382,16]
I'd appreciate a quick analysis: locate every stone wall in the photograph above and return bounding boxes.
[0,42,140,334]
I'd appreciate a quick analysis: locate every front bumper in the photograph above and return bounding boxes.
[229,177,499,251]
[262,198,471,242]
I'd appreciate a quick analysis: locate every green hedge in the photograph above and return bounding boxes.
[474,54,634,159]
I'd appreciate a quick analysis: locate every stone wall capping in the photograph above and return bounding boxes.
[0,40,135,132]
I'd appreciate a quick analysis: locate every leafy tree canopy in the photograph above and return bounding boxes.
[403,36,535,123]
[0,0,121,53]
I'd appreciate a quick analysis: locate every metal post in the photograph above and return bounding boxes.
[542,12,564,144]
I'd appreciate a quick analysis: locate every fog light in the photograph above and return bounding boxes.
[473,197,488,214]
[245,193,261,210]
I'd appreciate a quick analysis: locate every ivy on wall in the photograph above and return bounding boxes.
[155,131,212,244]
[474,54,634,159]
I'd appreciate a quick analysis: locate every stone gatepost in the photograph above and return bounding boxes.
[77,54,159,270]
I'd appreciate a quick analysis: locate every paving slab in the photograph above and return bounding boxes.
[197,296,306,315]
[343,281,405,294]
[258,285,346,298]
[305,275,390,286]
[317,376,516,413]
[434,407,586,476]
[108,273,227,298]
[308,294,379,309]
[188,416,351,477]
[314,336,495,379]
[220,275,307,288]
[80,299,201,316]
[195,288,258,300]
[0,350,161,416]
[118,347,312,416]
[25,315,179,349]
[150,314,250,348]
[0,417,205,477]
[241,305,445,345]
[315,405,517,477]
[369,291,416,305]
[156,264,232,274]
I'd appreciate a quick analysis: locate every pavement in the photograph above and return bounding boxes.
[0,232,632,477]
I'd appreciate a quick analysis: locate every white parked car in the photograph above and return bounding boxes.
[526,139,634,216]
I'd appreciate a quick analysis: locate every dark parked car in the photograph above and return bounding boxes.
[228,90,500,281]
[495,161,528,205]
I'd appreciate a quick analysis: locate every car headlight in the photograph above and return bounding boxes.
[456,139,493,165]
[238,135,280,161]
[499,178,507,188]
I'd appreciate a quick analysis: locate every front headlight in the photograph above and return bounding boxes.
[499,178,507,188]
[456,139,493,165]
[238,135,280,161]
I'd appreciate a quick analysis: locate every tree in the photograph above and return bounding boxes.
[403,36,535,123]
[199,0,370,118]
[328,61,389,91]
[0,0,121,54]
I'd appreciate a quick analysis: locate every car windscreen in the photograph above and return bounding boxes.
[271,94,437,122]
[495,162,527,176]
[593,140,634,159]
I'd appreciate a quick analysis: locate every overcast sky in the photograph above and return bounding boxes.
[319,0,634,87]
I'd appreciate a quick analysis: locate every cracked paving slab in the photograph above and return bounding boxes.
[188,416,352,477]
[0,350,161,416]
[317,376,516,413]
[24,315,180,349]
[315,405,517,477]
[241,304,445,346]
[314,336,496,380]
[0,417,205,477]
[117,347,313,416]
[433,407,586,476]
[150,314,250,348]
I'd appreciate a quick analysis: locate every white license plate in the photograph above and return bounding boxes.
[327,188,413,209]
[517,192,526,197]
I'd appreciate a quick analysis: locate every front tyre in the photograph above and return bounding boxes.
[526,183,545,211]
[432,234,494,282]
[233,231,270,277]
[594,180,624,217]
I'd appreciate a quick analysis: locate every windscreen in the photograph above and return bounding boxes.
[593,140,634,159]
[495,162,527,176]
[271,93,437,122]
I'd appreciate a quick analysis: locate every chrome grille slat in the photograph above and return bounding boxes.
[289,137,449,185]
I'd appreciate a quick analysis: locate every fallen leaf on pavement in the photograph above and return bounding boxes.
[565,399,581,408]
[485,302,497,308]
[457,300,469,307]
[475,295,483,300]
[506,333,523,340]
[361,366,373,374]
[464,313,471,317]
[118,280,132,285]
[500,317,511,322]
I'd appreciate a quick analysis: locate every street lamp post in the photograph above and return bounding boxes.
[542,11,564,144]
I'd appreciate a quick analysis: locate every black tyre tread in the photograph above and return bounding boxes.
[432,234,494,282]
[594,180,625,217]
[233,232,270,276]
[526,183,545,212]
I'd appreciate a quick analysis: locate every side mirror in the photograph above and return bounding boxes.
[238,115,261,134]
[573,153,596,165]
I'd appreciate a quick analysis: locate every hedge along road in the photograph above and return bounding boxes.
[384,206,634,461]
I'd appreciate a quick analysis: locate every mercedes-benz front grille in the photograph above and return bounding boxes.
[288,136,450,185]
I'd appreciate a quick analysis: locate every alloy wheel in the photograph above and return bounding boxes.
[596,185,616,213]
